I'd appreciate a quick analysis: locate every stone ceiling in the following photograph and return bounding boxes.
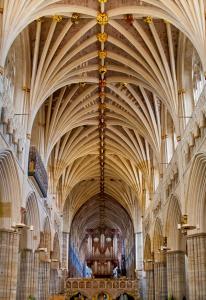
[2,0,205,232]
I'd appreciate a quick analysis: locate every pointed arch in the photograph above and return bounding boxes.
[52,232,60,262]
[0,149,21,228]
[20,192,40,250]
[153,218,163,262]
[43,217,52,254]
[186,152,206,232]
[165,195,185,251]
[144,234,152,260]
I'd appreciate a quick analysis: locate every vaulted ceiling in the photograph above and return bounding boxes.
[2,0,205,230]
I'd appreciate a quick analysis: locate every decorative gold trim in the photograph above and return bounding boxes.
[53,15,63,22]
[96,13,108,25]
[144,16,153,24]
[71,13,80,24]
[98,0,108,2]
[98,50,107,59]
[176,136,181,142]
[22,86,30,93]
[97,32,108,42]
[99,103,106,110]
[99,65,107,75]
[178,88,186,95]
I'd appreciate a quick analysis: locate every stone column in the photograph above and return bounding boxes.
[135,232,145,299]
[16,249,39,299]
[50,258,61,294]
[113,234,118,257]
[36,250,51,300]
[145,262,154,300]
[0,229,19,300]
[166,251,186,299]
[50,269,60,295]
[154,262,167,300]
[62,232,69,270]
[187,233,206,299]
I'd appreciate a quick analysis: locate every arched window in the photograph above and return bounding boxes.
[0,47,16,114]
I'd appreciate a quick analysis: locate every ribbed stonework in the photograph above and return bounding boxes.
[187,233,206,299]
[0,229,19,300]
[166,251,186,299]
[16,249,39,299]
[50,269,60,295]
[37,253,50,300]
[146,270,154,300]
[62,232,69,270]
[154,262,167,300]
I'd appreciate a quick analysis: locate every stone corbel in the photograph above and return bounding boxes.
[188,132,195,147]
[12,129,18,144]
[199,111,206,128]
[17,139,23,153]
[193,122,200,139]
[1,106,9,124]
[7,118,13,134]
[183,142,189,155]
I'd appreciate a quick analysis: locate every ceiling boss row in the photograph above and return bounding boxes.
[97,0,108,208]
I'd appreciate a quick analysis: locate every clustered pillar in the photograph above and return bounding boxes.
[62,231,69,270]
[145,262,154,300]
[166,251,186,299]
[37,251,51,300]
[50,269,60,295]
[154,261,167,300]
[0,229,19,300]
[144,234,206,300]
[16,249,38,299]
[16,249,51,300]
[187,233,206,300]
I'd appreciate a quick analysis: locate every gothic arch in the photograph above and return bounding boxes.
[186,152,206,232]
[50,231,61,294]
[20,192,40,250]
[40,217,51,256]
[165,195,185,251]
[144,234,153,272]
[52,232,60,262]
[0,148,21,228]
[144,234,152,261]
[153,218,163,262]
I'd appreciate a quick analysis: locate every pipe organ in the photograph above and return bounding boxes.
[86,228,121,278]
